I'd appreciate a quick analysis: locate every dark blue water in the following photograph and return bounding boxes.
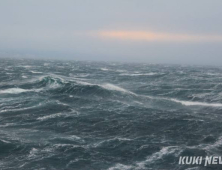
[1,58,222,170]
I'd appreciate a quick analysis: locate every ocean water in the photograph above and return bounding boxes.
[0,58,222,170]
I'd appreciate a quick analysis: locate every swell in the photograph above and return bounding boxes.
[1,75,221,109]
[0,75,136,97]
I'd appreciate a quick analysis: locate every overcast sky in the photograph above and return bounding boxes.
[1,0,222,65]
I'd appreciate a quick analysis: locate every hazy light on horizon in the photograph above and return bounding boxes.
[97,31,222,42]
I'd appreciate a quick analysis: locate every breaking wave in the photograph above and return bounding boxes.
[120,72,158,76]
[0,88,39,94]
[170,98,222,107]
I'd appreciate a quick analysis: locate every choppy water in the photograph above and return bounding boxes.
[1,58,222,170]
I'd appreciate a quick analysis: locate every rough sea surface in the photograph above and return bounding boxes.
[1,58,222,170]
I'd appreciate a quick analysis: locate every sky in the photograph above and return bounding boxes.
[0,0,222,65]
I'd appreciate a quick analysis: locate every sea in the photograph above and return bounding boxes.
[0,58,222,170]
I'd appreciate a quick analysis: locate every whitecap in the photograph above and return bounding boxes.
[20,65,32,68]
[0,139,11,144]
[92,137,132,148]
[116,69,126,73]
[56,100,69,106]
[37,113,63,121]
[75,80,94,86]
[44,63,50,66]
[170,98,222,107]
[0,123,16,127]
[135,146,182,169]
[100,68,109,71]
[37,111,76,121]
[120,73,157,76]
[28,148,38,158]
[65,135,82,141]
[30,71,43,74]
[101,83,137,95]
[0,87,42,94]
[0,103,43,113]
[185,167,200,170]
[206,73,220,76]
[204,136,222,151]
[108,163,133,170]
[0,88,32,94]
[142,95,222,108]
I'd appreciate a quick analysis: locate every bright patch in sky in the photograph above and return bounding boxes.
[97,31,222,42]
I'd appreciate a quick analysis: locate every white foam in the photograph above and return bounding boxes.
[120,73,157,76]
[170,98,222,107]
[21,65,32,68]
[28,148,38,158]
[0,123,16,127]
[135,146,181,169]
[75,81,136,96]
[37,113,63,121]
[53,144,74,147]
[56,100,69,106]
[0,103,43,113]
[0,139,11,143]
[93,137,132,148]
[0,87,42,94]
[0,88,31,94]
[101,83,136,95]
[185,167,200,170]
[116,69,126,73]
[108,163,133,170]
[100,68,109,71]
[204,136,222,151]
[37,110,77,121]
[206,73,220,76]
[141,94,222,108]
[76,80,94,86]
[65,135,82,141]
[30,71,43,74]
[116,137,132,141]
[44,63,50,66]
[106,147,180,170]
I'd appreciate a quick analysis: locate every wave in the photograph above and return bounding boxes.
[0,102,44,113]
[0,123,16,128]
[141,95,222,108]
[0,88,34,94]
[120,73,158,76]
[36,76,136,97]
[101,83,136,96]
[37,76,65,89]
[135,146,181,169]
[203,136,222,151]
[30,71,43,74]
[107,146,181,170]
[0,139,11,144]
[100,68,109,71]
[37,112,64,121]
[37,113,75,121]
[60,135,82,141]
[170,98,222,107]
[93,137,132,148]
[108,164,133,170]
[19,65,32,68]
